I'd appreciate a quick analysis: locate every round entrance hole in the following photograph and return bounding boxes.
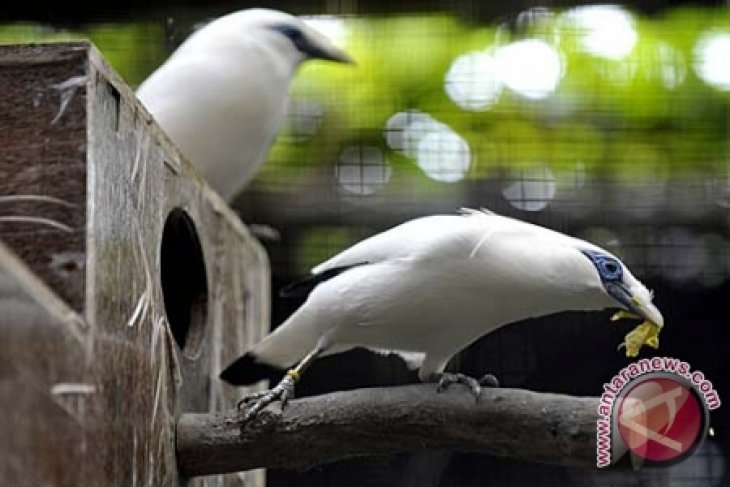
[160,208,208,358]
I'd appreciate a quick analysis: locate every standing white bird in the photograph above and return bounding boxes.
[137,9,354,201]
[220,209,664,419]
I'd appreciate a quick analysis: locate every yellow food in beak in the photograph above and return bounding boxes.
[611,307,663,358]
[610,310,640,322]
[618,321,661,357]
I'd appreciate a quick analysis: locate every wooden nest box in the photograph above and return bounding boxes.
[0,41,269,486]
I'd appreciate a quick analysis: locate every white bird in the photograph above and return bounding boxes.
[137,9,354,202]
[220,209,664,418]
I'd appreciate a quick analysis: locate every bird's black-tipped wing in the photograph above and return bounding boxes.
[279,263,368,298]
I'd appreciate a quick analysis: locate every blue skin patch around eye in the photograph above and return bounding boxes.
[271,25,303,41]
[581,249,645,318]
[269,24,309,52]
[581,250,623,282]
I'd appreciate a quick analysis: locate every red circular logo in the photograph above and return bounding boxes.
[617,376,704,463]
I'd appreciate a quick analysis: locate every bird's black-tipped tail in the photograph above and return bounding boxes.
[219,352,284,386]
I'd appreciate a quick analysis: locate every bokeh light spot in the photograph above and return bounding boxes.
[503,166,556,211]
[285,99,324,142]
[564,5,637,60]
[444,51,502,110]
[494,39,563,100]
[416,127,471,183]
[657,42,686,90]
[693,32,730,91]
[336,145,392,195]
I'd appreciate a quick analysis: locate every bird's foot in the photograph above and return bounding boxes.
[236,371,298,421]
[436,373,500,402]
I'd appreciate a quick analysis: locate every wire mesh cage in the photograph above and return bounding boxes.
[2,1,729,486]
[232,4,730,486]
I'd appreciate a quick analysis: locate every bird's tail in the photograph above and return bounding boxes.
[219,311,320,386]
[219,351,283,386]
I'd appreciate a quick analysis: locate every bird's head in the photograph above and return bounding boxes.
[206,9,354,66]
[574,247,663,328]
[464,210,663,329]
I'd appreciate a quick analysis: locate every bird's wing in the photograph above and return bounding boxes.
[277,214,478,302]
[279,263,368,298]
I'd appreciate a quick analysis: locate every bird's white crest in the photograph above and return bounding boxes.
[462,209,499,258]
[137,8,353,201]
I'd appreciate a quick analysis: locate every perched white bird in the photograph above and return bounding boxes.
[220,209,664,418]
[137,9,354,201]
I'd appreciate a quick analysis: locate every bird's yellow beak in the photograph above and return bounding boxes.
[630,295,664,328]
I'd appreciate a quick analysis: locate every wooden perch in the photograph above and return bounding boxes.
[176,384,600,477]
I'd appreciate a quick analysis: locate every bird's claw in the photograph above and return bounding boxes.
[236,375,297,421]
[236,389,268,408]
[479,373,500,388]
[436,373,499,402]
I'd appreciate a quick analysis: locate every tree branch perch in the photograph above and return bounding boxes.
[176,384,600,477]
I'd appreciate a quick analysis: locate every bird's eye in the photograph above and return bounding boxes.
[599,259,622,280]
[581,250,623,282]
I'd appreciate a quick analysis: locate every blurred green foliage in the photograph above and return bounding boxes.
[0,22,166,87]
[278,8,730,189]
[2,7,728,189]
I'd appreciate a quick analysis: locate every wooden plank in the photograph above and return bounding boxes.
[0,42,88,312]
[0,41,270,486]
[0,241,91,487]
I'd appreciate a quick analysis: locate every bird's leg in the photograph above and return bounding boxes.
[434,372,500,402]
[237,346,322,421]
